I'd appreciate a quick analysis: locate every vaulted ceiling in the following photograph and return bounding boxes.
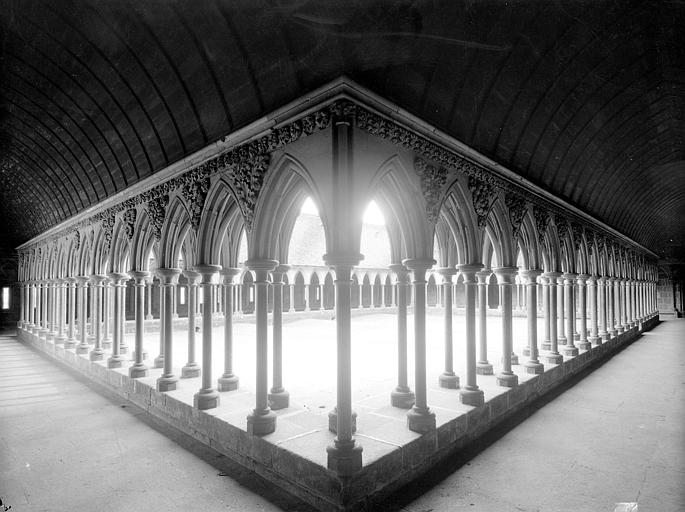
[1,0,683,258]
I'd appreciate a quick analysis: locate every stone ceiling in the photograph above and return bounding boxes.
[0,0,683,257]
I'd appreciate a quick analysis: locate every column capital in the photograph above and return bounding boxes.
[388,263,409,277]
[182,269,201,284]
[64,276,78,285]
[75,275,90,286]
[271,265,290,284]
[476,268,492,282]
[458,263,484,282]
[576,273,591,283]
[561,272,578,282]
[193,264,222,284]
[493,266,518,284]
[155,267,182,285]
[435,267,457,281]
[129,270,150,283]
[403,258,436,272]
[520,269,543,283]
[108,272,130,285]
[219,267,241,284]
[244,259,279,273]
[324,252,363,268]
[89,274,108,285]
[586,274,598,284]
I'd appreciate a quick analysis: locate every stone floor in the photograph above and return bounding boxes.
[2,316,682,511]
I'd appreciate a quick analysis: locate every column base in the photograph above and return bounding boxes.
[522,360,544,374]
[75,344,89,355]
[588,335,602,346]
[600,331,610,341]
[153,355,164,368]
[522,346,531,357]
[511,352,519,365]
[107,354,126,368]
[194,388,220,410]
[181,364,201,379]
[557,336,567,345]
[577,340,591,351]
[131,350,148,361]
[89,348,104,361]
[540,340,551,351]
[326,441,363,476]
[218,374,240,391]
[608,329,617,338]
[102,339,112,350]
[407,406,436,433]
[129,363,148,378]
[119,344,129,355]
[247,409,277,436]
[390,388,415,409]
[268,389,290,410]
[476,361,493,375]
[64,339,77,349]
[329,408,357,434]
[543,352,563,364]
[561,345,579,357]
[616,326,624,334]
[156,374,179,392]
[54,334,67,345]
[459,387,484,406]
[573,332,580,341]
[438,372,460,389]
[496,372,518,387]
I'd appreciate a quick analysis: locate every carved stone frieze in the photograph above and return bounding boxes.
[414,157,447,223]
[146,194,169,242]
[571,223,584,250]
[181,175,210,231]
[123,208,136,240]
[505,193,527,238]
[468,175,497,229]
[533,206,549,245]
[101,214,115,254]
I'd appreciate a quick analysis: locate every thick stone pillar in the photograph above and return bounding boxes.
[129,271,149,378]
[218,267,241,391]
[587,276,600,345]
[520,270,544,374]
[102,278,112,350]
[389,264,415,408]
[107,273,129,368]
[495,267,518,387]
[75,277,90,354]
[459,264,485,406]
[89,275,106,361]
[404,258,437,433]
[476,270,493,375]
[436,267,459,389]
[325,254,363,475]
[156,268,181,392]
[181,270,201,378]
[245,260,278,435]
[268,265,290,409]
[542,272,563,364]
[540,274,551,351]
[194,265,221,409]
[576,274,591,350]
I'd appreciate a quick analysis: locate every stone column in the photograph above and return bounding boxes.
[194,265,221,409]
[156,268,181,392]
[639,280,645,320]
[269,265,290,409]
[75,277,90,354]
[119,280,129,354]
[587,275,601,345]
[613,278,623,334]
[145,279,153,320]
[459,264,485,406]
[39,281,47,337]
[576,274,590,350]
[54,279,67,344]
[324,254,363,475]
[245,259,278,435]
[64,278,77,348]
[521,270,544,374]
[129,271,149,378]
[18,283,25,329]
[389,264,415,408]
[88,275,106,361]
[153,277,165,368]
[107,273,129,368]
[542,272,563,364]
[540,274,551,351]
[181,270,201,378]
[404,258,437,433]
[606,277,616,337]
[629,280,636,327]
[495,267,518,387]
[557,278,566,345]
[620,279,629,331]
[101,278,112,350]
[218,267,241,391]
[436,267,459,388]
[476,269,493,374]
[47,280,56,341]
[561,273,578,356]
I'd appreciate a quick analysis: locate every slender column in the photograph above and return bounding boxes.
[28,282,35,329]
[540,274,552,350]
[404,258,437,432]
[64,278,77,348]
[119,282,129,354]
[436,268,459,388]
[245,259,278,435]
[218,267,241,391]
[587,276,601,345]
[613,278,623,334]
[268,265,290,408]
[154,278,165,368]
[156,268,181,392]
[39,281,48,337]
[47,280,56,341]
[107,273,129,368]
[75,277,90,354]
[389,264,415,408]
[193,264,221,410]
[54,279,67,344]
[495,267,518,387]
[18,283,25,329]
[606,277,616,337]
[476,270,493,374]
[557,276,566,344]
[145,279,153,320]
[459,264,485,406]
[181,271,201,378]
[620,279,629,330]
[639,280,645,320]
[324,254,363,474]
[88,278,96,344]
[129,271,149,378]
[521,270,544,374]
[101,278,112,350]
[575,274,589,350]
[542,272,563,364]
[560,272,578,356]
[629,280,636,327]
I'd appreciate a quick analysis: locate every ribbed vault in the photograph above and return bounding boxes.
[0,0,683,256]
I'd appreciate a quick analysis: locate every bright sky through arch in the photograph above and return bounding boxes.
[300,197,385,225]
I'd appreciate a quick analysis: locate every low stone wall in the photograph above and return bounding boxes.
[18,314,659,512]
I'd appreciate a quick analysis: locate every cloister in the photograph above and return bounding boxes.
[1,2,683,511]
